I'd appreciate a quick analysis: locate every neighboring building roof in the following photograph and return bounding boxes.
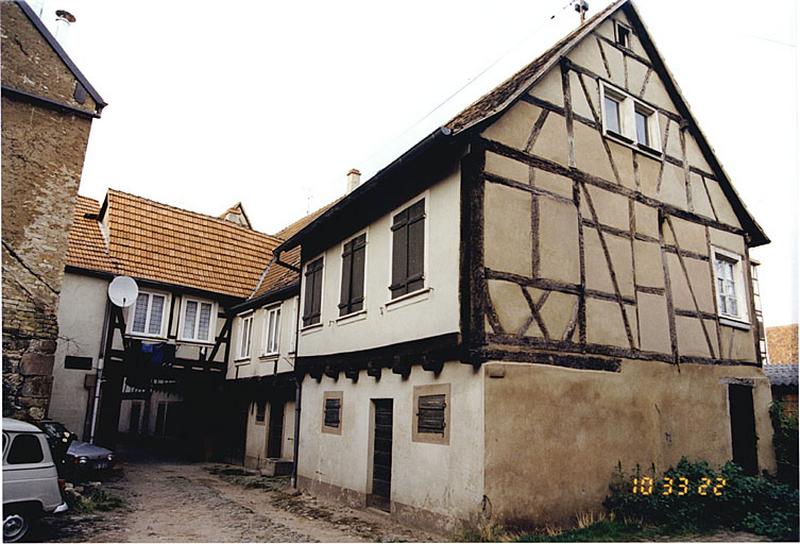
[249,202,337,301]
[218,202,252,229]
[763,364,799,387]
[15,0,106,114]
[67,189,282,299]
[65,196,118,274]
[767,324,799,365]
[275,0,768,256]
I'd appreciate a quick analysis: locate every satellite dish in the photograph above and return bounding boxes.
[108,276,139,308]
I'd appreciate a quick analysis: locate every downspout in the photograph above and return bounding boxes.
[289,249,303,488]
[88,299,112,444]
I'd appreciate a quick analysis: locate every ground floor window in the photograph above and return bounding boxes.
[322,391,343,434]
[412,383,450,445]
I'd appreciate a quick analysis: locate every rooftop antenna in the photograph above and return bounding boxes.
[572,0,589,24]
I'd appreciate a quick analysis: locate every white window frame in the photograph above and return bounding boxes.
[712,247,750,325]
[387,192,430,303]
[127,290,170,338]
[600,82,661,155]
[261,304,281,357]
[338,228,369,319]
[236,312,254,361]
[178,297,217,344]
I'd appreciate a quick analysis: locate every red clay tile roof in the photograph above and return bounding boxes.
[66,196,117,274]
[66,190,282,299]
[767,324,799,365]
[249,201,338,300]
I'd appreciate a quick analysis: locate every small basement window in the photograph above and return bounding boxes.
[412,384,450,445]
[614,21,631,48]
[322,392,343,434]
[64,356,92,370]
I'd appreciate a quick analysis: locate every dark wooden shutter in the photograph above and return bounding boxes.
[417,394,446,435]
[303,258,323,326]
[324,398,341,428]
[390,199,425,299]
[340,241,353,315]
[339,234,366,316]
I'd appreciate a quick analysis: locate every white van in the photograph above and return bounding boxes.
[3,418,68,542]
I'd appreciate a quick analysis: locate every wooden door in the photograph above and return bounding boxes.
[729,384,758,475]
[129,402,141,435]
[369,399,393,511]
[266,400,284,459]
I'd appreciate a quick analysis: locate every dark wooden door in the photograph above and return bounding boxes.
[729,384,758,475]
[369,399,393,511]
[129,402,141,435]
[267,401,285,459]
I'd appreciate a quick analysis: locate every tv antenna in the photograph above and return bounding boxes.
[572,0,589,24]
[108,276,139,308]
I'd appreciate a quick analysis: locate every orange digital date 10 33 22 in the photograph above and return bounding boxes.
[631,477,727,496]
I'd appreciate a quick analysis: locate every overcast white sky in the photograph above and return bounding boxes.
[35,0,798,327]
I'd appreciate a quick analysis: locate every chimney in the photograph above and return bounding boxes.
[346,168,361,194]
[54,9,76,44]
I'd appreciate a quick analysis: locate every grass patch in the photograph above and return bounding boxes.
[66,486,125,514]
[516,519,697,542]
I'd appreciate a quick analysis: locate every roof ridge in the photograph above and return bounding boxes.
[106,188,282,245]
[274,198,342,239]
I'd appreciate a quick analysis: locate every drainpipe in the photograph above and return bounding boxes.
[289,252,303,489]
[88,299,111,444]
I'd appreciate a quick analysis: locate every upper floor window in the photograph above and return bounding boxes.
[263,306,281,356]
[238,314,253,360]
[303,257,324,327]
[614,21,631,49]
[180,298,215,343]
[390,199,425,299]
[714,249,749,323]
[339,233,367,316]
[130,291,167,337]
[601,83,661,154]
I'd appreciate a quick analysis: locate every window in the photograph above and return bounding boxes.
[238,314,253,359]
[390,199,425,299]
[130,291,167,336]
[255,400,266,424]
[714,249,749,323]
[303,257,324,327]
[339,233,367,316]
[263,306,281,355]
[64,355,92,370]
[601,83,661,153]
[7,434,44,464]
[412,383,450,445]
[322,391,343,434]
[180,298,214,342]
[614,21,631,48]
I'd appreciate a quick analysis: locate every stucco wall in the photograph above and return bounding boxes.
[297,362,484,530]
[297,166,461,357]
[483,360,776,525]
[50,273,109,437]
[243,399,296,468]
[228,296,298,380]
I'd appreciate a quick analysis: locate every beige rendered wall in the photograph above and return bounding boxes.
[228,296,298,380]
[297,362,484,530]
[243,399,296,468]
[50,273,109,437]
[483,360,776,525]
[297,165,461,357]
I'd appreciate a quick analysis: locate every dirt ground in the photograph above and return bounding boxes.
[35,460,440,543]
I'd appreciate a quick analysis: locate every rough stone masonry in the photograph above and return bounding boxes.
[2,1,104,420]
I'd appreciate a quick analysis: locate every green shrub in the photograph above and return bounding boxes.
[770,401,799,488]
[604,458,799,541]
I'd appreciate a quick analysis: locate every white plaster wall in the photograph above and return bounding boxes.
[298,166,461,357]
[50,273,109,438]
[227,296,298,380]
[297,362,484,522]
[244,399,296,466]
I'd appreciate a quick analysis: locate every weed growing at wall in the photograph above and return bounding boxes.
[770,401,799,488]
[603,458,799,541]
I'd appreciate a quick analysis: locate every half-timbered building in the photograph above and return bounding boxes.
[273,0,776,529]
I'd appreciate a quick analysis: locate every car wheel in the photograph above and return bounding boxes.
[3,510,31,542]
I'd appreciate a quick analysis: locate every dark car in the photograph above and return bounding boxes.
[37,420,115,476]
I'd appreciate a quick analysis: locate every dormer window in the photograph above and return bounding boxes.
[615,21,631,49]
[601,82,661,154]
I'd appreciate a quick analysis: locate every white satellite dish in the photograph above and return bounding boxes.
[108,276,139,308]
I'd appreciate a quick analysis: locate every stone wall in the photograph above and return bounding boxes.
[2,1,97,420]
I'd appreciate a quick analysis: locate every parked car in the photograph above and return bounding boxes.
[3,418,68,542]
[37,420,115,476]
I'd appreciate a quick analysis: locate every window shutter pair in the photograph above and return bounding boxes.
[390,199,425,299]
[339,234,366,316]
